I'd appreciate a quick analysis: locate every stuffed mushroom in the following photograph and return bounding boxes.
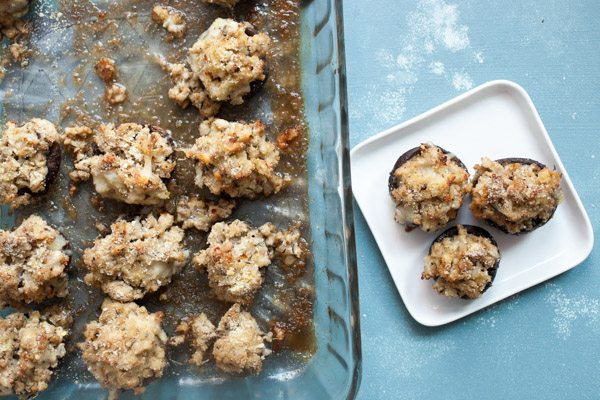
[470,157,563,234]
[0,119,61,208]
[389,143,471,232]
[422,224,501,299]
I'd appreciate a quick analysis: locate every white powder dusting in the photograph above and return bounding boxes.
[429,61,446,75]
[395,0,480,87]
[452,71,473,90]
[545,283,600,340]
[407,0,470,52]
[474,51,485,63]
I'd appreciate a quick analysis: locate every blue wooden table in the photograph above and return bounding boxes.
[343,1,599,398]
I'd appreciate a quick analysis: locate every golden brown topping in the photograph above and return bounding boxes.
[470,158,563,234]
[184,118,288,198]
[105,82,127,104]
[390,143,470,232]
[423,225,500,299]
[213,303,271,374]
[66,123,175,205]
[0,310,68,397]
[0,119,60,208]
[0,215,69,307]
[83,213,188,302]
[79,300,167,394]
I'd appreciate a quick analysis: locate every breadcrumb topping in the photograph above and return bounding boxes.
[0,215,69,307]
[194,220,271,304]
[169,313,216,366]
[0,119,61,208]
[422,225,500,299]
[164,18,269,115]
[152,5,186,38]
[213,303,271,374]
[390,143,470,232]
[79,300,167,394]
[184,118,288,198]
[0,310,68,397]
[176,195,235,231]
[65,123,175,205]
[189,18,269,105]
[194,219,305,304]
[83,213,188,302]
[470,158,563,234]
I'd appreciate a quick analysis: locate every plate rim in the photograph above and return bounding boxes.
[350,79,595,327]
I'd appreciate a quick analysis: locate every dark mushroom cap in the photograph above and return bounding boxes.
[429,224,501,296]
[45,143,62,189]
[472,157,558,234]
[388,144,468,193]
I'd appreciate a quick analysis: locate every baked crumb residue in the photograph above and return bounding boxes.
[152,5,186,38]
[83,213,188,302]
[169,313,216,366]
[79,300,167,395]
[176,195,235,231]
[64,123,175,205]
[0,119,61,208]
[0,309,69,397]
[0,215,69,307]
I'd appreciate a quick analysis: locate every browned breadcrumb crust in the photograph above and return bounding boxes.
[152,5,186,38]
[390,143,471,232]
[213,303,271,374]
[0,215,69,307]
[163,18,269,116]
[94,57,117,83]
[470,158,563,234]
[0,310,68,397]
[184,118,288,198]
[189,18,269,105]
[176,195,235,231]
[276,127,300,151]
[0,119,60,208]
[202,0,240,7]
[169,313,216,366]
[422,225,500,299]
[79,300,167,394]
[193,219,305,304]
[64,123,175,205]
[83,213,188,302]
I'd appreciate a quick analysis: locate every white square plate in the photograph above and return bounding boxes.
[350,80,594,326]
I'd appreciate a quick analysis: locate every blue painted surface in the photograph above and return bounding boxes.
[343,1,599,399]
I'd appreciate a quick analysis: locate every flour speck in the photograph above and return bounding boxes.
[474,51,485,63]
[429,61,446,75]
[545,283,600,340]
[452,72,473,90]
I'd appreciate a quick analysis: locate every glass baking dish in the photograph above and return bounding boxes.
[0,0,360,398]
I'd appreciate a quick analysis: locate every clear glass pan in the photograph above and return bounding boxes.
[0,0,360,398]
